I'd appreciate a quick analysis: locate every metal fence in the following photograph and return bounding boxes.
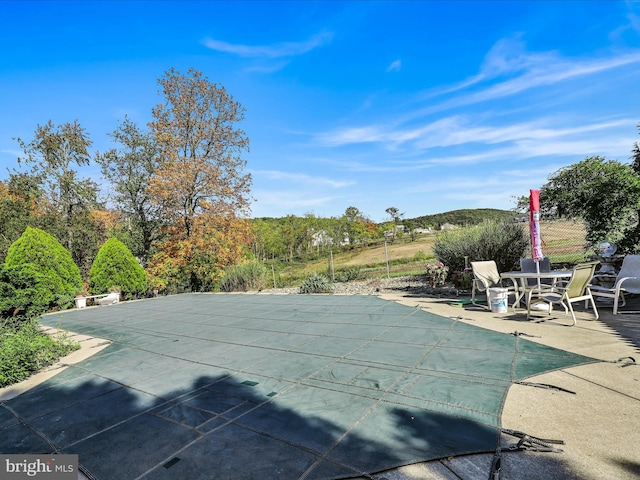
[524,219,588,264]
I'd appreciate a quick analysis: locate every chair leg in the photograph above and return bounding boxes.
[590,297,599,320]
[566,301,577,326]
[612,292,627,314]
[471,283,483,308]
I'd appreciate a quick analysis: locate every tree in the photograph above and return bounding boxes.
[631,122,640,175]
[146,68,253,291]
[0,264,53,319]
[0,174,44,261]
[14,120,102,269]
[147,214,253,292]
[4,227,82,310]
[402,218,417,241]
[385,207,403,242]
[541,156,640,253]
[95,118,164,265]
[89,238,147,299]
[148,68,252,231]
[341,206,379,246]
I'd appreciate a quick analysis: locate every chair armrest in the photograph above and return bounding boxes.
[499,277,518,289]
[616,276,640,293]
[592,273,617,279]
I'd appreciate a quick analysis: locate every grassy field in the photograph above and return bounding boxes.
[272,220,589,286]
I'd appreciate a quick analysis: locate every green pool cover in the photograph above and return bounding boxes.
[0,294,597,479]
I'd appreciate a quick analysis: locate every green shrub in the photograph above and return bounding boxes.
[89,238,147,299]
[299,272,334,294]
[433,220,529,273]
[4,227,82,311]
[334,266,362,282]
[413,250,429,261]
[220,261,270,292]
[0,319,80,387]
[0,264,54,319]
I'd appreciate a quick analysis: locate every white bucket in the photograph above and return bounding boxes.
[488,287,508,313]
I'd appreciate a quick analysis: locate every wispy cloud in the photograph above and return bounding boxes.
[0,149,22,158]
[203,31,333,58]
[417,37,640,114]
[326,123,637,176]
[252,169,354,188]
[316,115,635,151]
[386,59,401,72]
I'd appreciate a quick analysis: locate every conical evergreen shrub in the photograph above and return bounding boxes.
[4,227,82,311]
[89,238,147,299]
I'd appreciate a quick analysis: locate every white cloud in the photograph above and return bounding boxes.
[418,43,640,116]
[203,31,333,58]
[386,59,401,72]
[0,149,23,158]
[316,115,636,155]
[252,169,354,188]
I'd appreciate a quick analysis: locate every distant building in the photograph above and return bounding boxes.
[310,230,349,247]
[440,223,458,230]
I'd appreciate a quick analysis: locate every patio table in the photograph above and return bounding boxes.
[500,270,573,308]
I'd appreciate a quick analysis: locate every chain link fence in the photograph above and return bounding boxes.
[523,219,588,265]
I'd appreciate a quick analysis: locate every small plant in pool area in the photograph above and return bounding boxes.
[299,272,334,294]
[425,262,449,287]
[451,267,474,290]
[0,319,80,388]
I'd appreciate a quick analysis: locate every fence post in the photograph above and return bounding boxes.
[271,265,276,289]
[384,239,390,278]
[329,249,335,281]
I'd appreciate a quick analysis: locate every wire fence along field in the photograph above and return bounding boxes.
[268,220,591,285]
[525,219,589,264]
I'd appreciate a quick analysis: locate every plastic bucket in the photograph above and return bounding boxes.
[488,287,508,313]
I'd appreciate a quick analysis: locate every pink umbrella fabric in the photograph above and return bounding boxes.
[529,189,544,262]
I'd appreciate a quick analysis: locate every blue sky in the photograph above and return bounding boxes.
[1,1,639,222]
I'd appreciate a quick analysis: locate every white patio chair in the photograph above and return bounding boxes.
[470,260,518,310]
[98,292,120,306]
[590,255,640,314]
[527,261,599,326]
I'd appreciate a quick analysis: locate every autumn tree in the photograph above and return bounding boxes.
[147,68,253,291]
[95,118,164,265]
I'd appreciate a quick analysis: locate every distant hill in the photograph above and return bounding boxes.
[410,208,516,228]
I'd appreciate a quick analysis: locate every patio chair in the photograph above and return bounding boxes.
[98,292,120,306]
[470,260,517,310]
[520,258,552,287]
[526,261,599,326]
[590,255,640,314]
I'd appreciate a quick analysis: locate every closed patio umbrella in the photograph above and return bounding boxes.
[529,189,545,291]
